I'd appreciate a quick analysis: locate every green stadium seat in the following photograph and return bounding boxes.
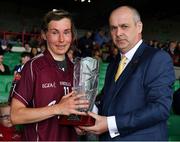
[173,79,180,92]
[168,114,180,141]
[0,75,13,94]
[6,81,13,93]
[0,93,9,103]
[169,136,180,141]
[100,63,108,68]
[98,63,108,93]
[0,81,6,92]
[3,52,21,73]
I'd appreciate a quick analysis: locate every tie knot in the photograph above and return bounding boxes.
[121,55,126,59]
[121,55,127,63]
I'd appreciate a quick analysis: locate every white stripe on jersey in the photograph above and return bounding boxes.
[13,90,29,105]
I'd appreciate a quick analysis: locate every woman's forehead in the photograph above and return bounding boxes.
[48,18,71,29]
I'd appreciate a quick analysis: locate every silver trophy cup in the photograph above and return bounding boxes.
[73,57,99,112]
[59,57,99,126]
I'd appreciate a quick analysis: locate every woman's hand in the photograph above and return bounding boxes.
[54,91,89,116]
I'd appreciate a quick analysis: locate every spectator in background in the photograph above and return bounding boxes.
[77,31,94,57]
[147,40,154,47]
[167,41,179,66]
[28,36,39,49]
[0,42,3,53]
[13,52,31,76]
[0,103,22,141]
[30,47,39,57]
[173,42,180,66]
[39,42,47,53]
[167,41,177,58]
[106,47,119,63]
[94,28,109,47]
[4,43,12,53]
[67,48,75,63]
[24,43,31,53]
[0,104,13,128]
[92,49,102,62]
[0,51,10,75]
[67,45,81,61]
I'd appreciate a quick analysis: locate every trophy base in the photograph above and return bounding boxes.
[59,115,95,126]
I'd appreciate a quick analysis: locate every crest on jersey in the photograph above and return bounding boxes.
[14,73,21,81]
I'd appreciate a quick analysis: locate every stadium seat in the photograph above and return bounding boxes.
[98,63,108,93]
[173,79,180,92]
[168,115,180,141]
[0,75,13,94]
[0,81,6,92]
[3,52,21,73]
[0,93,9,103]
[6,82,13,93]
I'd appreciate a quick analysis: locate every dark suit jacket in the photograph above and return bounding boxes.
[98,42,175,141]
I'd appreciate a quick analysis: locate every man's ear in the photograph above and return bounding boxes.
[137,21,143,33]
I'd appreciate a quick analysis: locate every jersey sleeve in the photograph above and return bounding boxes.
[12,61,34,106]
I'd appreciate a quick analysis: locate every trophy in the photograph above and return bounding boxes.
[59,57,99,126]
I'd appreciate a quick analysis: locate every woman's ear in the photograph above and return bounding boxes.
[41,31,47,41]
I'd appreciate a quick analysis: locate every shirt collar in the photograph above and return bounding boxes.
[122,39,143,61]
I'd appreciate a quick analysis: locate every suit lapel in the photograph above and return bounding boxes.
[102,42,147,112]
[113,43,146,97]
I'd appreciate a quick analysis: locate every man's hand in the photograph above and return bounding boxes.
[79,111,108,135]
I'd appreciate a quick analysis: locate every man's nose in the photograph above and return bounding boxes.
[116,27,123,37]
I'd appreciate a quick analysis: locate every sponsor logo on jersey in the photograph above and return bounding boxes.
[59,81,71,87]
[42,82,56,88]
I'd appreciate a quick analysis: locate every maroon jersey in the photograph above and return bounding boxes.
[11,50,77,141]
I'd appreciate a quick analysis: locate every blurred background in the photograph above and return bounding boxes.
[0,0,180,141]
[0,0,180,40]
